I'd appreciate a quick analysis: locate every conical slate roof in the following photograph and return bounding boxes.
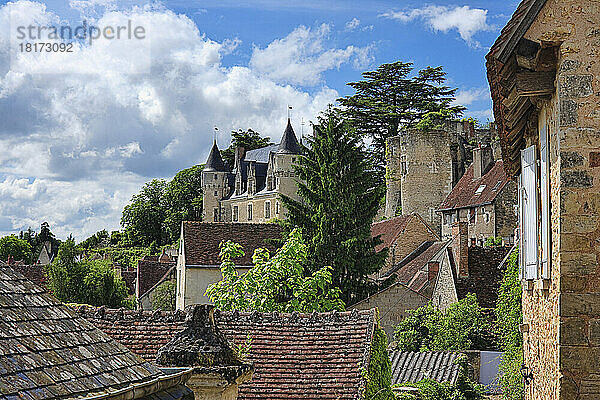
[204,140,228,172]
[277,119,301,154]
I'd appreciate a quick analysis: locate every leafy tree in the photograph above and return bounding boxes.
[494,249,523,400]
[221,128,273,168]
[0,235,33,263]
[281,112,386,304]
[339,62,464,165]
[45,239,130,308]
[206,229,345,312]
[151,280,176,311]
[79,230,110,249]
[164,165,203,242]
[394,294,496,352]
[121,179,168,246]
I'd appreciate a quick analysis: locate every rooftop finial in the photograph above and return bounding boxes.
[213,126,219,144]
[287,105,292,120]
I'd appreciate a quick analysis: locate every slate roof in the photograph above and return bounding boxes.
[383,241,450,295]
[181,222,282,266]
[0,264,193,400]
[204,140,228,172]
[389,351,462,385]
[77,307,377,400]
[277,118,302,154]
[244,144,279,163]
[439,160,511,211]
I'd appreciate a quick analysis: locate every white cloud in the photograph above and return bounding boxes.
[469,108,494,122]
[0,1,339,240]
[345,18,360,31]
[380,5,490,44]
[453,87,490,106]
[249,24,373,86]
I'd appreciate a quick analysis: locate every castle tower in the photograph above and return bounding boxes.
[270,119,302,218]
[202,140,230,222]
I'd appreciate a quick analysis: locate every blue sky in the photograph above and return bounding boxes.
[0,0,520,240]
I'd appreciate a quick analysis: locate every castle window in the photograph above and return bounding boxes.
[248,204,253,221]
[276,201,280,215]
[232,206,239,222]
[213,208,218,222]
[265,201,271,219]
[214,173,217,179]
[214,191,218,196]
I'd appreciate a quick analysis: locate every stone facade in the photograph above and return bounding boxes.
[350,281,429,339]
[385,121,473,234]
[202,119,302,223]
[487,0,600,398]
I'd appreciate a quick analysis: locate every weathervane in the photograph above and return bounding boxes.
[287,105,292,119]
[213,126,219,144]
[300,117,305,144]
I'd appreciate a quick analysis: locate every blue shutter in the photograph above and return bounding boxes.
[521,145,539,280]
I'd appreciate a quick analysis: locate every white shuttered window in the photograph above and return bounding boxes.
[521,145,539,280]
[539,113,551,279]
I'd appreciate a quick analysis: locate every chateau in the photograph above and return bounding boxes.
[202,119,303,223]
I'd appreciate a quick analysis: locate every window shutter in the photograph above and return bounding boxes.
[521,145,539,280]
[539,121,551,279]
[518,175,525,280]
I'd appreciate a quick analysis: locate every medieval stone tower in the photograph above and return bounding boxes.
[385,120,473,234]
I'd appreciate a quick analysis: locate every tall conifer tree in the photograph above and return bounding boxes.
[281,111,386,304]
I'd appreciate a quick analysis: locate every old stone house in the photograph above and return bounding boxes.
[431,221,512,311]
[438,146,518,244]
[176,221,282,309]
[486,0,600,397]
[78,305,384,400]
[202,119,302,223]
[371,213,440,278]
[137,252,176,310]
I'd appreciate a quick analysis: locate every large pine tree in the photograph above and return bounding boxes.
[281,111,387,305]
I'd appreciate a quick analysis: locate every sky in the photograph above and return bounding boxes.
[0,0,521,241]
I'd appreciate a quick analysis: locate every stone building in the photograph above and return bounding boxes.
[202,119,302,223]
[136,252,176,310]
[371,213,440,278]
[486,0,600,397]
[176,222,282,309]
[438,146,518,244]
[384,120,473,234]
[79,305,383,400]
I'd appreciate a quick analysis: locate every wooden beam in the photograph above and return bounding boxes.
[516,71,555,97]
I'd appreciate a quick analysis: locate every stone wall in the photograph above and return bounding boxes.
[350,282,428,339]
[521,1,600,398]
[431,250,458,310]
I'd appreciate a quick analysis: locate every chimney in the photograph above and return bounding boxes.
[428,261,440,281]
[452,221,469,277]
[473,144,494,179]
[234,146,246,170]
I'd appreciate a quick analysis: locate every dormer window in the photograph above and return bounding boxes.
[492,180,502,191]
[475,185,486,195]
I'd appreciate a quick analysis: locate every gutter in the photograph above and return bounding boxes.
[436,201,494,213]
[84,367,194,400]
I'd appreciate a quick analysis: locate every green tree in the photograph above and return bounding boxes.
[364,325,395,400]
[206,229,345,312]
[339,62,464,165]
[0,235,33,263]
[394,294,496,352]
[121,179,168,246]
[45,239,130,308]
[164,165,204,242]
[494,249,523,400]
[221,128,273,168]
[151,280,177,311]
[79,230,110,249]
[281,112,386,304]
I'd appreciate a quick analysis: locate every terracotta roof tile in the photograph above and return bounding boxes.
[439,160,510,211]
[182,222,282,266]
[371,215,413,253]
[76,307,377,400]
[137,259,176,298]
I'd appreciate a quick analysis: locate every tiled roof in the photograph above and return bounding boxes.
[0,264,192,400]
[487,0,547,64]
[389,351,462,385]
[77,307,377,400]
[10,263,46,288]
[182,222,282,266]
[384,241,450,295]
[277,119,302,154]
[137,258,176,298]
[439,160,510,211]
[204,140,228,172]
[371,215,412,253]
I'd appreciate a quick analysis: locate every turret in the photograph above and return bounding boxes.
[270,119,302,217]
[202,141,229,222]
